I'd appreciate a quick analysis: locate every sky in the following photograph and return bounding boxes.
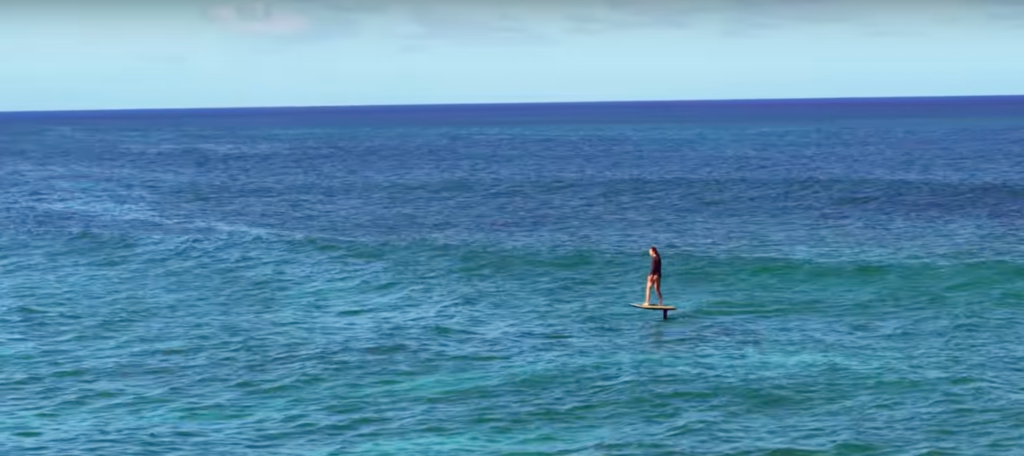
[2,0,1024,111]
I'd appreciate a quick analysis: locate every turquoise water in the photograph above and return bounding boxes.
[3,100,1024,455]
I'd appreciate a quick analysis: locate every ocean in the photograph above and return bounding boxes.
[2,97,1024,455]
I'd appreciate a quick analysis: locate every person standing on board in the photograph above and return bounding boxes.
[644,246,663,306]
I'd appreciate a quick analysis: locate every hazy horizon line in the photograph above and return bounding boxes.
[3,94,1023,118]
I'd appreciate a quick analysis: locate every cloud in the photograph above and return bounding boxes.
[9,0,1022,43]
[206,2,314,36]
[192,0,1024,44]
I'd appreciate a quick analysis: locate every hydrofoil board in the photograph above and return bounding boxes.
[630,303,676,320]
[630,304,676,310]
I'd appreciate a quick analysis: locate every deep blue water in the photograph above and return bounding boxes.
[2,97,1024,455]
